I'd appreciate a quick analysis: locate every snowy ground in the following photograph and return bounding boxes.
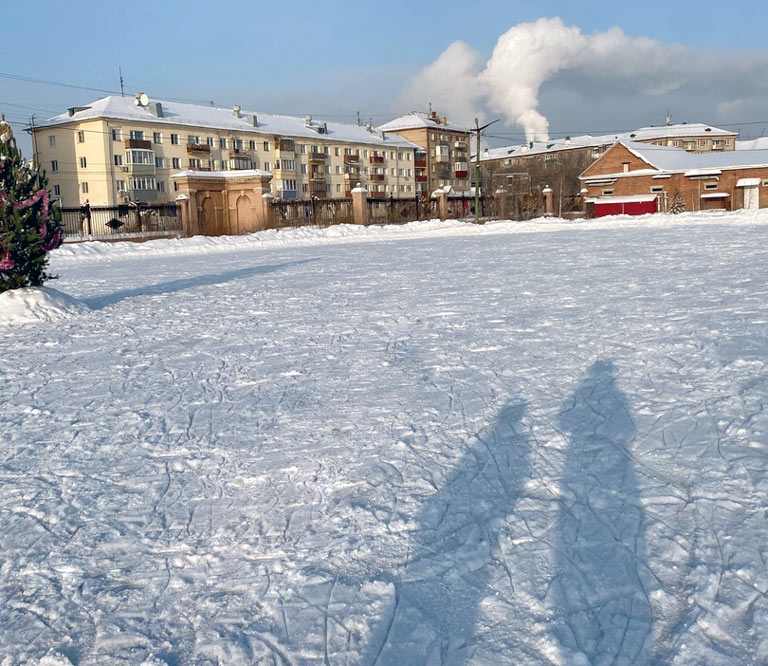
[3,212,768,665]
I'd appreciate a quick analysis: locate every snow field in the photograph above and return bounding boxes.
[2,213,768,664]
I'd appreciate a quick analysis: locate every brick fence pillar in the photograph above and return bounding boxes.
[542,185,554,216]
[433,188,448,220]
[352,184,369,226]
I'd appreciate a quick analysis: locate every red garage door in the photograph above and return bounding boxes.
[594,198,657,217]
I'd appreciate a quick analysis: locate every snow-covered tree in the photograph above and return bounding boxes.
[669,190,686,215]
[0,116,63,293]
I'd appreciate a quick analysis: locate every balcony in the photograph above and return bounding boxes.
[369,155,384,164]
[279,139,295,152]
[415,159,427,168]
[186,143,211,154]
[344,154,361,164]
[455,170,468,179]
[369,174,385,181]
[415,175,428,183]
[309,151,327,162]
[310,175,326,185]
[125,138,151,150]
[279,190,297,200]
[368,191,386,199]
[454,140,468,151]
[343,171,361,179]
[129,189,158,202]
[231,147,250,155]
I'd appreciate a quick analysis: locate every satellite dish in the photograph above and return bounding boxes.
[139,93,149,107]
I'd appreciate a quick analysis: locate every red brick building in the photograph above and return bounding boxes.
[580,141,768,216]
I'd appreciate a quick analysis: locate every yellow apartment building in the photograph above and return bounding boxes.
[29,94,423,207]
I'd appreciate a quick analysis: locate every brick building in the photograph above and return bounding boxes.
[580,141,768,216]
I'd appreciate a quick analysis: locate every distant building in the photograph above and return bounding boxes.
[28,94,422,208]
[478,123,739,218]
[376,111,472,196]
[580,140,768,216]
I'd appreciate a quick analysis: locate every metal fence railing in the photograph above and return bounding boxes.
[59,203,182,239]
[271,198,354,228]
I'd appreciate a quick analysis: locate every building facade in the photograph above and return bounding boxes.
[376,111,471,196]
[580,141,768,216]
[29,95,423,208]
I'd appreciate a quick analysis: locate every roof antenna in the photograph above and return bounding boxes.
[665,111,672,126]
[119,67,125,97]
[429,101,433,114]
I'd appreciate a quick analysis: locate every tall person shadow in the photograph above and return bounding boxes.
[366,400,531,665]
[554,360,652,665]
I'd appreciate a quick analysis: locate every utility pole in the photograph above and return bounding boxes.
[473,117,499,224]
[357,111,361,127]
[29,115,39,168]
[119,67,125,97]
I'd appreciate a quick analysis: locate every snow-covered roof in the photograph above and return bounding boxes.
[585,194,658,204]
[620,140,768,172]
[35,96,420,149]
[736,137,768,151]
[376,111,470,134]
[480,123,737,162]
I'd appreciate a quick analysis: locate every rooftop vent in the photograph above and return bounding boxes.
[366,122,373,133]
[247,113,258,127]
[67,106,89,117]
[148,102,163,118]
[305,115,313,127]
[233,105,241,118]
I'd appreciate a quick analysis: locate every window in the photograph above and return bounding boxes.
[48,135,55,147]
[391,168,396,176]
[389,152,395,160]
[264,162,270,171]
[111,129,121,141]
[249,140,256,150]
[622,162,630,173]
[114,155,123,166]
[336,183,341,193]
[300,164,307,174]
[363,150,368,158]
[300,144,306,154]
[301,183,308,193]
[157,181,166,192]
[280,159,295,170]
[153,132,162,144]
[281,179,296,191]
[704,183,718,190]
[187,135,200,145]
[155,156,164,168]
[334,147,340,156]
[130,176,156,190]
[172,157,180,169]
[398,152,404,160]
[77,131,85,143]
[650,186,663,193]
[53,184,60,196]
[79,157,87,168]
[335,166,341,174]
[263,141,269,151]
[50,160,58,172]
[173,181,179,192]
[130,130,144,141]
[126,150,153,165]
[220,160,227,171]
[233,138,243,150]
[406,153,411,161]
[171,133,179,145]
[188,158,201,169]
[602,189,613,195]
[81,182,89,194]
[116,180,125,192]
[398,169,405,177]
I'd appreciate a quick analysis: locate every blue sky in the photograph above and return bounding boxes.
[3,0,768,155]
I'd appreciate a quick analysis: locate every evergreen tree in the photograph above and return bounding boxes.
[669,190,686,215]
[0,116,63,293]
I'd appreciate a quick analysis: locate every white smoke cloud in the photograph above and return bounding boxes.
[400,17,768,142]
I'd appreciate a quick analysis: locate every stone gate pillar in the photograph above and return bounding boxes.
[352,184,369,226]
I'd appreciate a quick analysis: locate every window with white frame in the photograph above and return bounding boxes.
[153,132,162,144]
[220,137,227,149]
[157,181,166,192]
[130,176,156,190]
[50,160,58,172]
[172,157,180,169]
[187,135,200,145]
[114,155,123,166]
[116,180,125,192]
[48,135,55,147]
[77,131,85,143]
[155,156,164,168]
[207,137,214,147]
[79,157,87,168]
[53,184,60,196]
[263,141,269,151]
[81,182,89,193]
[249,140,256,150]
[281,179,296,191]
[130,130,144,141]
[126,150,153,165]
[188,158,201,169]
[111,129,121,141]
[171,134,179,145]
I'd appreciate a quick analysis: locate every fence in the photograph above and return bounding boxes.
[271,198,354,228]
[60,203,182,239]
[367,197,439,224]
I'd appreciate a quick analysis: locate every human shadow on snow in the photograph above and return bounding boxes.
[366,399,531,665]
[554,360,652,665]
[82,258,318,310]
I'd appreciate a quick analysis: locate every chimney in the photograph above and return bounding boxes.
[233,105,241,118]
[439,116,447,125]
[148,102,164,118]
[247,113,258,127]
[366,122,373,133]
[305,115,313,127]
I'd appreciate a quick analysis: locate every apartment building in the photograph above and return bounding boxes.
[29,94,422,207]
[376,111,471,196]
[580,140,768,216]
